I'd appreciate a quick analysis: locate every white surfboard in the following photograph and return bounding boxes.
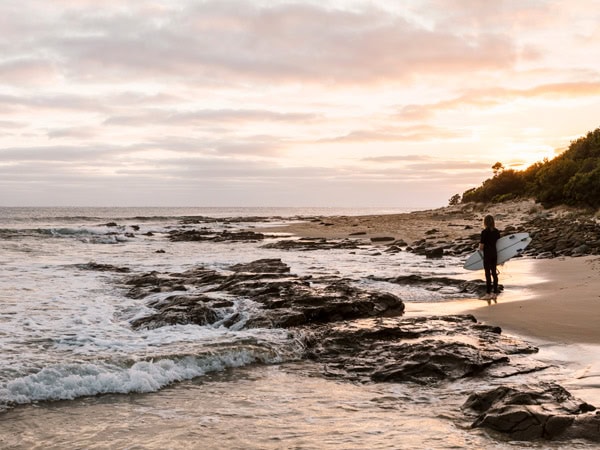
[463,232,532,271]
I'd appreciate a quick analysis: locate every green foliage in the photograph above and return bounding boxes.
[461,168,526,203]
[564,166,600,208]
[533,155,578,206]
[461,127,600,209]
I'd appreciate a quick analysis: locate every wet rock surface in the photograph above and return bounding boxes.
[125,258,405,330]
[124,260,545,391]
[463,383,600,442]
[303,315,542,385]
[77,262,131,273]
[261,237,362,251]
[169,229,268,242]
[130,294,227,329]
[368,274,497,297]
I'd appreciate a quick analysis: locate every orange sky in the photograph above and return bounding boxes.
[1,0,599,207]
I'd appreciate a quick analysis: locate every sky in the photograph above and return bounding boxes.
[1,0,600,208]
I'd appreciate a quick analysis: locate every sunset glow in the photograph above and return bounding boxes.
[2,0,600,207]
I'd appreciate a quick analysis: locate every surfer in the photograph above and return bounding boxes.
[479,214,501,300]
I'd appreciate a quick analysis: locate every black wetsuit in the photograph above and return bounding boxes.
[480,227,501,294]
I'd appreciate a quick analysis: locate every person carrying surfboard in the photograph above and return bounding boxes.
[479,214,501,300]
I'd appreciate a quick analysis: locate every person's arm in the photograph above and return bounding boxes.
[478,243,484,251]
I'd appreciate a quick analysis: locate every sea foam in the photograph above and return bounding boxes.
[1,347,291,408]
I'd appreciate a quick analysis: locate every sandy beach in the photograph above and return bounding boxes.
[262,200,600,345]
[470,256,600,344]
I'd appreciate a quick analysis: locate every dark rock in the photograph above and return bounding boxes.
[369,274,494,297]
[131,294,227,330]
[425,247,444,258]
[463,383,600,442]
[123,259,405,331]
[228,258,290,274]
[169,229,266,242]
[77,262,130,273]
[303,315,539,385]
[521,213,600,259]
[261,238,361,251]
[122,271,190,299]
[370,236,395,243]
[384,245,403,253]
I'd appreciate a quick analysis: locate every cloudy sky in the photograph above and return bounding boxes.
[2,0,600,208]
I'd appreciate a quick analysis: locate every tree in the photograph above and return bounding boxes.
[460,126,600,208]
[564,167,600,208]
[448,193,461,206]
[534,156,578,207]
[492,162,504,176]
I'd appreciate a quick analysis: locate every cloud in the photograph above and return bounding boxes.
[362,155,430,163]
[0,93,110,113]
[142,134,289,157]
[0,144,124,162]
[395,81,600,120]
[0,1,517,87]
[103,109,318,127]
[363,156,490,172]
[0,120,24,129]
[47,127,100,140]
[0,58,60,85]
[321,125,465,143]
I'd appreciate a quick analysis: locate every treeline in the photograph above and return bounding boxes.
[457,127,600,209]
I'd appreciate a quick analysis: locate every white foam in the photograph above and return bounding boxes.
[1,347,286,406]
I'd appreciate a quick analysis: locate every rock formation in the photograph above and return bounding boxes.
[464,383,600,441]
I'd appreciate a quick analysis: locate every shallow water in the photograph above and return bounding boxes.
[0,207,598,449]
[3,362,597,450]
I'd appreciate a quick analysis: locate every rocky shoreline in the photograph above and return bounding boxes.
[91,263,597,442]
[165,202,600,260]
[84,200,600,443]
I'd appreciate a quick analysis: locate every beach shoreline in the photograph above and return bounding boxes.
[260,200,600,345]
[467,255,600,345]
[2,204,600,448]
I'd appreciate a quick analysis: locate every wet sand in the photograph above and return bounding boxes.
[468,256,600,344]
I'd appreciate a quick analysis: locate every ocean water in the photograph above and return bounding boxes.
[0,207,596,449]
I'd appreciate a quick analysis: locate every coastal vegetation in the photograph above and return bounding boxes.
[457,127,600,209]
